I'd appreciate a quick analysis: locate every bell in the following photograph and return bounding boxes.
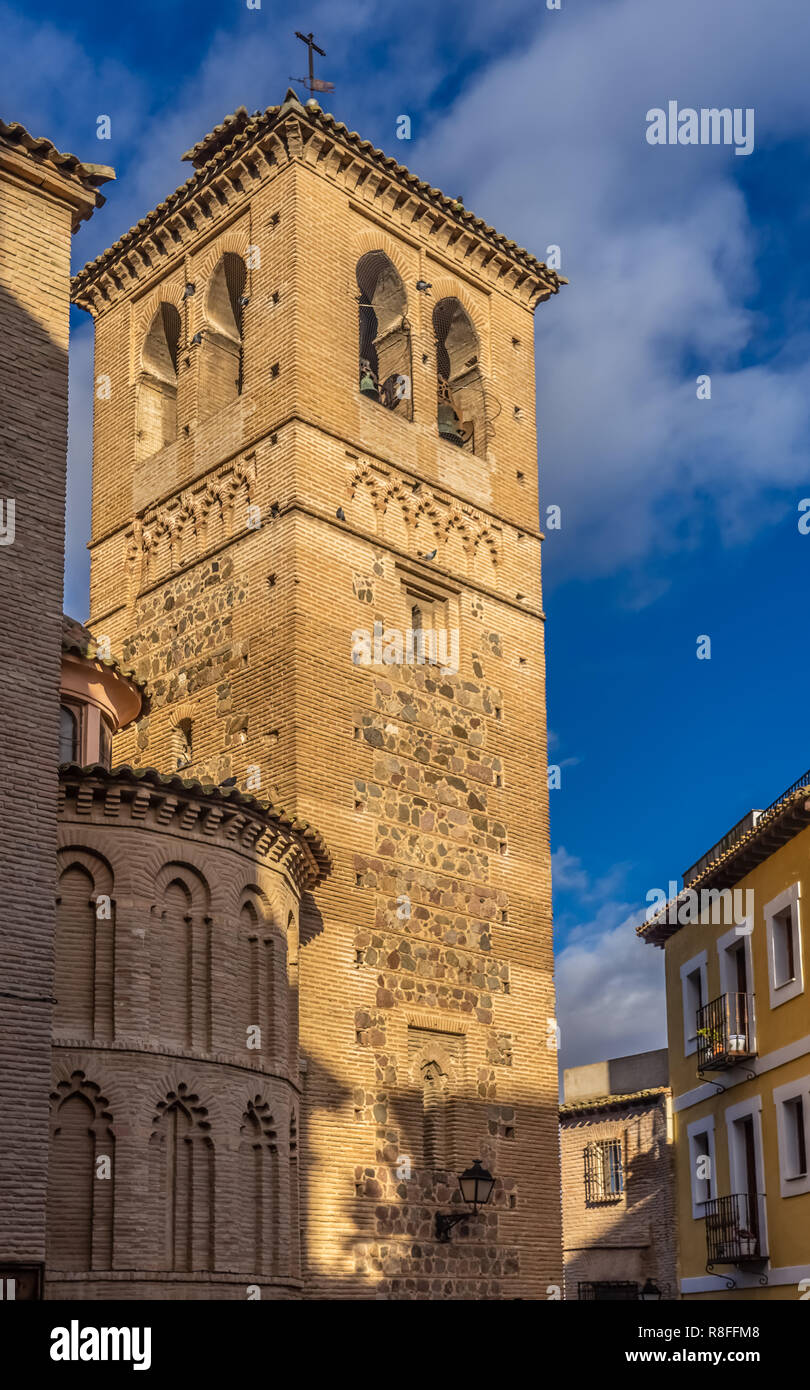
[438,398,464,446]
[360,370,378,398]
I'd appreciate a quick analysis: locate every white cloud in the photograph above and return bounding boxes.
[0,3,144,155]
[551,846,590,895]
[555,904,666,1071]
[418,0,810,592]
[45,0,810,608]
[552,846,629,903]
[552,848,664,1070]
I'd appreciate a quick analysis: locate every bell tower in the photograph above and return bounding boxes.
[75,89,565,1299]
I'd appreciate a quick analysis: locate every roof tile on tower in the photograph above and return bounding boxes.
[72,93,566,301]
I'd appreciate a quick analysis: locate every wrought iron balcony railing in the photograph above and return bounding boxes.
[704,1193,767,1266]
[696,992,755,1071]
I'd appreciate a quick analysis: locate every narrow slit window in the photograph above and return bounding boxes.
[59,704,80,763]
[785,1096,808,1177]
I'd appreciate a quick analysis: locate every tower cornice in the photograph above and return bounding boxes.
[58,762,332,892]
[0,117,114,230]
[71,93,566,315]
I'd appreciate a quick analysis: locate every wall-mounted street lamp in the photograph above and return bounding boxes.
[639,1278,662,1301]
[435,1159,495,1243]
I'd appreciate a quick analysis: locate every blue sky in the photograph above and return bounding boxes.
[6,0,810,1069]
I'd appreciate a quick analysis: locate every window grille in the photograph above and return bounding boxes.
[578,1281,638,1301]
[584,1138,624,1202]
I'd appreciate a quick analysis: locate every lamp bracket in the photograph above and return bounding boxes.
[435,1210,471,1243]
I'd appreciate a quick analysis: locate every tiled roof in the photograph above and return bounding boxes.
[182,104,269,166]
[638,782,810,947]
[73,89,565,299]
[61,614,150,713]
[0,117,114,191]
[58,760,332,884]
[559,1086,670,1117]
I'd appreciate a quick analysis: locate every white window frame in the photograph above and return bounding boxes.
[717,920,756,1050]
[687,1114,717,1219]
[724,1094,768,1258]
[680,951,709,1057]
[764,882,803,1009]
[773,1074,810,1198]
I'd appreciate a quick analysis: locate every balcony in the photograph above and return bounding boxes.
[705,1193,767,1266]
[696,992,755,1071]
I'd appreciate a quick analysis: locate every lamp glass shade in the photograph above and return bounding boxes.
[458,1159,495,1208]
[639,1279,661,1301]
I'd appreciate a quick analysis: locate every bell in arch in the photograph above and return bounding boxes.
[360,363,379,398]
[438,395,464,447]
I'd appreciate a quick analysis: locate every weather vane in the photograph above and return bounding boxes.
[291,31,335,98]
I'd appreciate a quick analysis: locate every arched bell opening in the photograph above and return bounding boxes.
[200,253,247,415]
[136,303,181,460]
[433,297,487,456]
[356,251,413,418]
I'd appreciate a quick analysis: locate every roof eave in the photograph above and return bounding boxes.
[58,761,332,887]
[72,96,565,304]
[559,1085,670,1117]
[638,788,810,947]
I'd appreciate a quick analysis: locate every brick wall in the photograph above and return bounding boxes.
[560,1096,678,1299]
[46,766,320,1299]
[0,146,82,1269]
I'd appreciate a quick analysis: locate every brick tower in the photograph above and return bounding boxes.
[73,90,565,1299]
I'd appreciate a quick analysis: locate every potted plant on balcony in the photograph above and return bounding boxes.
[736,1227,758,1258]
[697,1023,724,1059]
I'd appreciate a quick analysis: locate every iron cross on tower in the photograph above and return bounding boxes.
[293,31,335,97]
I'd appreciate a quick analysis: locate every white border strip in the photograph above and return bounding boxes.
[682,1263,810,1294]
[673,1034,810,1112]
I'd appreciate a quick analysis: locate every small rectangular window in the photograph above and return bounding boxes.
[685,967,704,1042]
[578,1281,638,1301]
[774,1074,810,1196]
[784,1096,808,1178]
[584,1139,623,1202]
[773,907,796,987]
[693,1130,713,1205]
[765,885,803,1007]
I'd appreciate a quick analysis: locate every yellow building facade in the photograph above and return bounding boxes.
[640,776,810,1299]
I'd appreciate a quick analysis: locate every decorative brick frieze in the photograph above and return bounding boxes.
[46,764,328,1295]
